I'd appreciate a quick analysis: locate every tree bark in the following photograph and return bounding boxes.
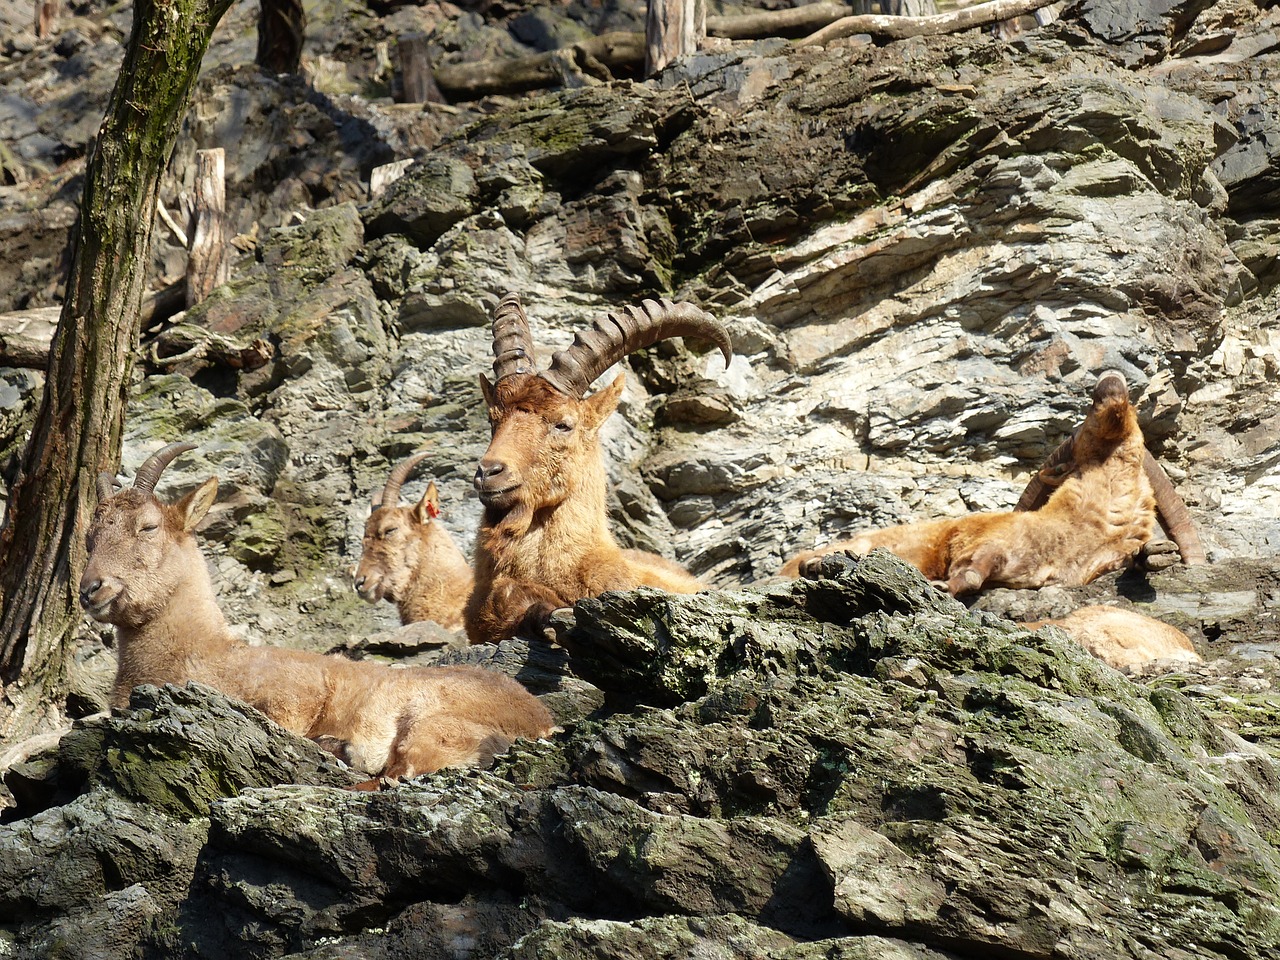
[397,32,446,104]
[256,0,305,74]
[645,0,706,76]
[185,147,229,307]
[0,0,237,737]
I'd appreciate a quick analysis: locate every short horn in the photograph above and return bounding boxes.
[380,450,431,508]
[132,442,197,494]
[541,298,733,399]
[1144,451,1207,565]
[490,292,538,382]
[1014,429,1078,512]
[96,471,119,502]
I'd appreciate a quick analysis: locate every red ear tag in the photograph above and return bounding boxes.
[427,502,442,519]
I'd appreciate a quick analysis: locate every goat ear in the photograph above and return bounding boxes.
[175,478,219,532]
[414,481,442,523]
[478,374,498,411]
[583,373,625,430]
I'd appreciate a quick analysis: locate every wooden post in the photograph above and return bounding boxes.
[186,148,229,308]
[256,0,305,74]
[397,33,446,104]
[34,0,59,38]
[645,0,706,76]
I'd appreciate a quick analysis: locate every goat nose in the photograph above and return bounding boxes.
[474,460,506,485]
[79,580,102,607]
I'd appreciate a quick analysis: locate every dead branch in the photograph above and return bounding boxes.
[434,31,646,98]
[798,0,1059,44]
[706,2,851,39]
[147,323,272,372]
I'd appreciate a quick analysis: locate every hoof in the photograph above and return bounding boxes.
[799,552,859,580]
[1136,539,1181,572]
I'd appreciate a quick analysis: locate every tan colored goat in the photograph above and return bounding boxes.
[1022,605,1200,673]
[80,443,554,778]
[354,451,473,629]
[781,372,1204,594]
[464,293,733,645]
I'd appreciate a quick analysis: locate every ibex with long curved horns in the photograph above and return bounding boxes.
[781,372,1204,594]
[81,443,553,777]
[354,451,473,629]
[465,293,733,646]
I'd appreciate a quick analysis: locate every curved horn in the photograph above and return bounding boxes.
[490,292,538,382]
[96,471,119,502]
[541,298,733,399]
[378,450,431,508]
[1014,428,1078,512]
[132,442,197,495]
[1144,451,1206,565]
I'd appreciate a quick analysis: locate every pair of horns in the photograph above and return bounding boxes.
[375,450,431,508]
[490,292,733,399]
[96,442,197,501]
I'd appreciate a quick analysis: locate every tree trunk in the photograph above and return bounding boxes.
[256,0,305,74]
[185,147,229,308]
[0,0,236,738]
[645,0,706,76]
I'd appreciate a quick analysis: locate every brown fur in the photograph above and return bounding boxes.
[780,373,1157,594]
[80,480,553,778]
[354,480,473,628]
[1023,605,1200,672]
[465,372,703,645]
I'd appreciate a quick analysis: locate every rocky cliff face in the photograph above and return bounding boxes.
[2,0,1280,954]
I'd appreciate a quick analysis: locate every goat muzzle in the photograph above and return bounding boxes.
[78,576,120,620]
[474,458,519,506]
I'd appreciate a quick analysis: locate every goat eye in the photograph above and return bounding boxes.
[553,420,575,434]
[139,523,159,534]
[382,528,399,539]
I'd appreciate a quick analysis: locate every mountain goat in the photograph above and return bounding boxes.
[354,451,473,629]
[781,372,1203,594]
[464,292,733,645]
[80,443,554,778]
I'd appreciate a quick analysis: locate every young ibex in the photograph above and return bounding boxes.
[781,372,1203,594]
[465,292,733,645]
[81,443,554,778]
[353,451,473,629]
[1023,605,1200,673]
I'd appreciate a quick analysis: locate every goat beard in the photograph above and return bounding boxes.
[485,500,536,541]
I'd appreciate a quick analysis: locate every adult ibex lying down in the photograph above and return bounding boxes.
[81,443,553,778]
[353,451,473,629]
[465,293,733,646]
[781,371,1204,594]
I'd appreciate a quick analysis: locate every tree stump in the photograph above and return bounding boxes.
[397,33,446,104]
[645,0,706,76]
[185,148,229,309]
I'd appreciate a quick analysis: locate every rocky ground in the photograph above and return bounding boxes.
[2,0,1280,954]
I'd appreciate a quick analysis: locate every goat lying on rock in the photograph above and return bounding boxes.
[781,372,1203,594]
[1024,605,1200,673]
[354,451,473,629]
[81,443,554,778]
[465,292,733,645]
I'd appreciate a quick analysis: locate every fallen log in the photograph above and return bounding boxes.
[0,307,59,369]
[797,0,1059,44]
[434,31,646,98]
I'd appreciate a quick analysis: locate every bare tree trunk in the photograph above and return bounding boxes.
[256,0,305,74]
[185,148,229,308]
[0,0,237,738]
[34,0,59,38]
[645,0,706,76]
[397,32,446,104]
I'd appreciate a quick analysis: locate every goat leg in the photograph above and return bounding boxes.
[472,576,570,645]
[947,545,1003,596]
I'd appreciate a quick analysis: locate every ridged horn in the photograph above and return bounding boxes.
[378,450,431,508]
[96,471,119,502]
[1144,451,1206,565]
[132,442,197,495]
[1014,428,1078,512]
[541,298,733,399]
[490,292,538,382]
